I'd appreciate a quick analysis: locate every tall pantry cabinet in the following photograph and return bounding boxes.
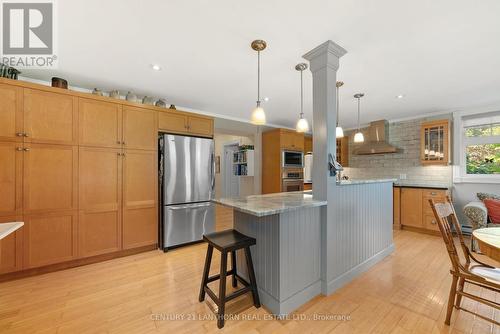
[0,81,158,274]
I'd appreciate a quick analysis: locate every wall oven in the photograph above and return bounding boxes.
[282,150,304,168]
[281,168,304,192]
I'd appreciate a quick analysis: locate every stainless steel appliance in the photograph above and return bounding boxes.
[303,153,313,183]
[282,150,304,168]
[159,134,215,250]
[281,168,304,192]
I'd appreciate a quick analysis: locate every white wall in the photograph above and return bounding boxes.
[214,133,255,198]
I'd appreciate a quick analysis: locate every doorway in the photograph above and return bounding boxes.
[222,142,240,198]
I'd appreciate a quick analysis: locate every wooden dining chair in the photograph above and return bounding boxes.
[430,196,500,326]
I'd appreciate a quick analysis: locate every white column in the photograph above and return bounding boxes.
[303,40,347,294]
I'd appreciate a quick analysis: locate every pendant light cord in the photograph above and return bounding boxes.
[357,97,361,131]
[300,69,303,117]
[336,86,340,126]
[257,51,261,105]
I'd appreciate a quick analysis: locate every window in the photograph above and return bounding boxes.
[455,111,500,183]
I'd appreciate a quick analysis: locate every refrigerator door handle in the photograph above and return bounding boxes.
[210,152,215,196]
[167,202,212,210]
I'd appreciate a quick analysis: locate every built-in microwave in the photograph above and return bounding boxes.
[282,150,304,168]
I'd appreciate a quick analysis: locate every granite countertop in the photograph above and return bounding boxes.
[0,221,23,240]
[336,178,397,186]
[393,181,451,189]
[213,192,327,217]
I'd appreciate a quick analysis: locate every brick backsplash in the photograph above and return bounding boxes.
[342,116,452,185]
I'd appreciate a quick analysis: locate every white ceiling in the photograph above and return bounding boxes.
[23,0,500,129]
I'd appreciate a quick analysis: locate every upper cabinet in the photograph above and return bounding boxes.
[420,119,450,165]
[0,83,22,142]
[158,110,213,138]
[123,106,158,150]
[281,130,304,151]
[304,136,312,153]
[24,89,78,145]
[336,136,349,167]
[79,98,122,148]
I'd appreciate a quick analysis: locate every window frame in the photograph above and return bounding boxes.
[453,110,500,184]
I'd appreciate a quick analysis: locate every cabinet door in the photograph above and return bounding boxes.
[24,89,78,145]
[280,132,295,150]
[293,133,304,151]
[0,83,23,142]
[23,144,78,214]
[400,188,423,227]
[23,211,78,268]
[188,116,213,137]
[304,136,313,153]
[158,111,187,134]
[79,147,122,257]
[122,150,157,249]
[0,216,23,274]
[0,142,22,217]
[123,106,158,150]
[79,98,122,148]
[393,187,401,228]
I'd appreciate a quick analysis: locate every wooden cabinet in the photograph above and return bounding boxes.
[79,147,122,257]
[398,186,449,233]
[336,136,349,167]
[401,188,423,228]
[79,98,122,148]
[23,144,78,214]
[304,183,312,191]
[123,106,158,150]
[393,187,401,229]
[158,110,214,138]
[420,119,449,165]
[23,211,78,268]
[122,150,158,249]
[0,216,23,274]
[188,116,213,137]
[0,83,23,142]
[0,142,22,217]
[281,130,304,151]
[304,136,312,153]
[24,89,78,145]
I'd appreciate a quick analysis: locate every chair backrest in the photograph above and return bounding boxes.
[429,196,471,273]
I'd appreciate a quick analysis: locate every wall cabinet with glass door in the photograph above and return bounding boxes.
[420,119,450,165]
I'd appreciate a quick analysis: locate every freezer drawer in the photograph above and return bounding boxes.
[163,202,215,248]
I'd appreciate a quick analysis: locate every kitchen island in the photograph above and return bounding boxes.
[214,192,326,316]
[215,179,394,316]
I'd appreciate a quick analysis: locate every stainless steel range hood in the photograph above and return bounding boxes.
[353,120,398,155]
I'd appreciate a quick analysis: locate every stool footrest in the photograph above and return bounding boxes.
[206,269,235,284]
[235,274,250,287]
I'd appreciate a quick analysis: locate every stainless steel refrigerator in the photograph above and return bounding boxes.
[159,134,215,250]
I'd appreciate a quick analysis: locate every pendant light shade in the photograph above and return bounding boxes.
[295,63,309,132]
[354,93,365,143]
[336,81,344,138]
[250,40,267,125]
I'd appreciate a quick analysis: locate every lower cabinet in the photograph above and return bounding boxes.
[399,186,449,233]
[0,216,23,274]
[23,211,78,269]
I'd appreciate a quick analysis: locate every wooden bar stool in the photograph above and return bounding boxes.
[198,229,260,328]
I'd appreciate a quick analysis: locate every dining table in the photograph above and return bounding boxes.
[472,227,500,262]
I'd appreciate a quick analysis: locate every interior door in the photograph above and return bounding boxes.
[163,135,214,205]
[79,98,122,148]
[0,141,22,217]
[79,147,122,257]
[123,106,158,150]
[0,83,23,142]
[122,149,158,249]
[24,89,78,145]
[223,144,240,198]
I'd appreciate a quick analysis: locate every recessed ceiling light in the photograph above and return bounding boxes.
[151,64,162,71]
[396,94,405,99]
[263,97,269,102]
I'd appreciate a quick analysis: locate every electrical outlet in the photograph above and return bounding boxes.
[399,173,407,180]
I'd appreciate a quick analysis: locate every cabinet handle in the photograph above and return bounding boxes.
[16,132,24,137]
[431,220,437,225]
[16,147,23,151]
[24,133,29,137]
[122,153,126,157]
[431,192,437,196]
[122,141,126,145]
[117,141,121,144]
[23,148,30,151]
[117,152,121,156]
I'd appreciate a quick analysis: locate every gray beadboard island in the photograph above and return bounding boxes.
[214,179,395,316]
[214,192,327,316]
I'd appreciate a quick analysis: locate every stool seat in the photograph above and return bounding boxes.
[199,229,260,329]
[203,229,256,252]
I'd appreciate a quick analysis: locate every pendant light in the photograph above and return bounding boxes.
[336,81,344,138]
[250,40,267,125]
[295,63,309,132]
[353,93,365,143]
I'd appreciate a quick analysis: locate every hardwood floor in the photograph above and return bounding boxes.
[1,221,499,333]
